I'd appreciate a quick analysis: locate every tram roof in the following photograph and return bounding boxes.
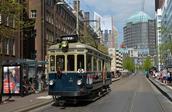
[48,42,111,59]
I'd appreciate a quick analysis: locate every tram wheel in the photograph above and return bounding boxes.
[58,100,65,106]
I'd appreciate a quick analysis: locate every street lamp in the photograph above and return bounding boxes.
[53,0,66,42]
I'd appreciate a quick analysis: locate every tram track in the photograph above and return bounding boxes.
[28,74,172,112]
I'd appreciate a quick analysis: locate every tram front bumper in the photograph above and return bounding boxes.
[49,90,88,97]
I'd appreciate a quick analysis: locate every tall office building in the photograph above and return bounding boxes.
[161,0,172,67]
[161,0,172,42]
[156,9,162,70]
[155,0,165,11]
[123,11,156,56]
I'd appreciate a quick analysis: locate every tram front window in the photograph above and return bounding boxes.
[67,55,74,71]
[77,55,84,70]
[50,56,55,71]
[56,55,65,71]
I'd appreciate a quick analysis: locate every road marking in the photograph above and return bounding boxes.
[37,95,52,99]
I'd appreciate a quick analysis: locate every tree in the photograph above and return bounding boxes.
[122,56,135,72]
[0,0,29,103]
[143,56,153,71]
[159,40,172,64]
[0,0,24,37]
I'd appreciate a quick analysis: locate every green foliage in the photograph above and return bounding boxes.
[159,41,172,64]
[81,31,108,54]
[0,0,25,37]
[122,56,135,72]
[143,56,153,71]
[0,0,35,39]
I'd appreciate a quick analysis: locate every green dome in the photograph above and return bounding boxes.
[127,11,152,24]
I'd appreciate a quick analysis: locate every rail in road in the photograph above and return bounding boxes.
[30,73,172,112]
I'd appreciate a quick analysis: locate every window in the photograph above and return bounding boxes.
[50,56,55,71]
[8,39,15,56]
[67,55,74,71]
[86,54,92,71]
[3,38,10,55]
[13,17,15,28]
[6,16,9,26]
[12,39,15,56]
[46,0,52,6]
[56,55,65,71]
[31,10,37,18]
[93,57,97,71]
[98,60,102,72]
[0,14,1,24]
[0,38,2,54]
[77,55,84,70]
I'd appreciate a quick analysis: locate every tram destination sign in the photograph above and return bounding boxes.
[60,35,78,43]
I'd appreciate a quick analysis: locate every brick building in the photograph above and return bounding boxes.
[0,0,22,65]
[28,0,84,61]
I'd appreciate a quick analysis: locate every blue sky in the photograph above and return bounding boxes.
[67,0,155,47]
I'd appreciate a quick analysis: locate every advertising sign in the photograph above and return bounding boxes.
[2,65,21,94]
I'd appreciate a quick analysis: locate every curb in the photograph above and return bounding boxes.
[149,78,172,102]
[112,77,121,82]
[14,100,53,112]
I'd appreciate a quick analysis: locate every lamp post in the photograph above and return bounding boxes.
[76,0,79,35]
[53,0,66,42]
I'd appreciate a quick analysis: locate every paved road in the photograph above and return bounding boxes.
[31,73,172,112]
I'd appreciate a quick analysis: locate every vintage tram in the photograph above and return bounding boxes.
[48,35,112,105]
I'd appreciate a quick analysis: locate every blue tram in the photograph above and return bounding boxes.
[48,35,112,104]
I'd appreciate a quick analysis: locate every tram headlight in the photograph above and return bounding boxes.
[77,79,82,86]
[49,80,54,86]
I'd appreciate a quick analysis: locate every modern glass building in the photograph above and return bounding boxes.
[161,0,172,42]
[161,0,172,68]
[123,11,156,56]
[156,9,162,71]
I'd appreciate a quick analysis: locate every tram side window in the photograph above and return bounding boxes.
[107,61,111,71]
[67,55,74,71]
[77,55,84,70]
[98,60,102,72]
[93,57,97,71]
[86,54,92,71]
[50,56,55,71]
[56,55,65,71]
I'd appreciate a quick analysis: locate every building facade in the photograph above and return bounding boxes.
[123,11,156,56]
[27,0,79,61]
[156,9,162,70]
[115,49,123,71]
[161,0,172,68]
[155,0,165,11]
[108,48,123,72]
[161,0,172,42]
[0,0,22,65]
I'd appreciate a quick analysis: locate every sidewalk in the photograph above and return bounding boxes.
[0,91,53,112]
[149,77,172,102]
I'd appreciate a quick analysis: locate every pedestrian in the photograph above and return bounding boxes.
[162,69,167,84]
[159,70,163,83]
[167,71,171,84]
